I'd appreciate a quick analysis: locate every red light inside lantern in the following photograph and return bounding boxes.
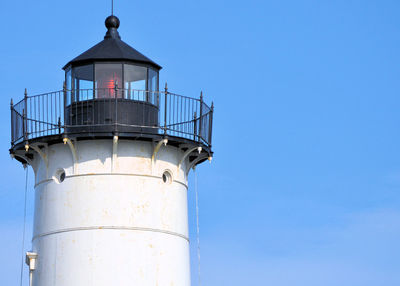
[97,72,121,98]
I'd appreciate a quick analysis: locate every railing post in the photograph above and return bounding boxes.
[209,101,214,147]
[10,98,14,145]
[198,91,203,143]
[63,81,67,134]
[23,88,28,142]
[193,111,197,141]
[58,117,62,134]
[114,81,118,134]
[164,82,168,135]
[70,82,75,126]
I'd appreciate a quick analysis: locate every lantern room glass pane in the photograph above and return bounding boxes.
[95,63,122,98]
[66,69,72,90]
[73,64,94,101]
[124,65,147,101]
[66,68,72,105]
[148,68,158,105]
[148,68,158,92]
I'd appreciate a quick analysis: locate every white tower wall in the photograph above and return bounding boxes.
[29,139,193,286]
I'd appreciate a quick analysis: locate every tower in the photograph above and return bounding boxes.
[10,15,213,286]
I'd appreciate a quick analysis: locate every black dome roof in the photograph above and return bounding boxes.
[63,16,161,70]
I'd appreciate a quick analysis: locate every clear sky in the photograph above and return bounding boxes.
[1,0,400,285]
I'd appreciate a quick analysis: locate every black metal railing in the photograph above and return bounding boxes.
[10,87,213,149]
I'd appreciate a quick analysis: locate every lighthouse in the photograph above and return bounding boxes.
[10,15,213,286]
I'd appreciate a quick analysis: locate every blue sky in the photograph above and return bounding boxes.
[1,0,400,285]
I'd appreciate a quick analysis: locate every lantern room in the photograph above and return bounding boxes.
[63,15,161,134]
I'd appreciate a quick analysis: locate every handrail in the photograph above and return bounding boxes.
[10,88,213,150]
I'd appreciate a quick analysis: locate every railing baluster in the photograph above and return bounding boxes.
[46,93,49,136]
[63,83,67,134]
[81,90,83,126]
[164,83,168,135]
[193,112,197,141]
[198,92,203,143]
[10,99,14,145]
[209,102,214,147]
[23,89,28,141]
[114,83,118,133]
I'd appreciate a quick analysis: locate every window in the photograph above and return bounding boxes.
[124,64,147,101]
[162,170,172,184]
[53,169,66,184]
[95,63,122,98]
[148,68,158,92]
[66,68,72,105]
[148,68,159,105]
[73,65,94,101]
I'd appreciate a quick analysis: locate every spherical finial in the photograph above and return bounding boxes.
[105,15,120,29]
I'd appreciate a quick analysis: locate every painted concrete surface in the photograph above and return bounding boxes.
[29,139,192,286]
